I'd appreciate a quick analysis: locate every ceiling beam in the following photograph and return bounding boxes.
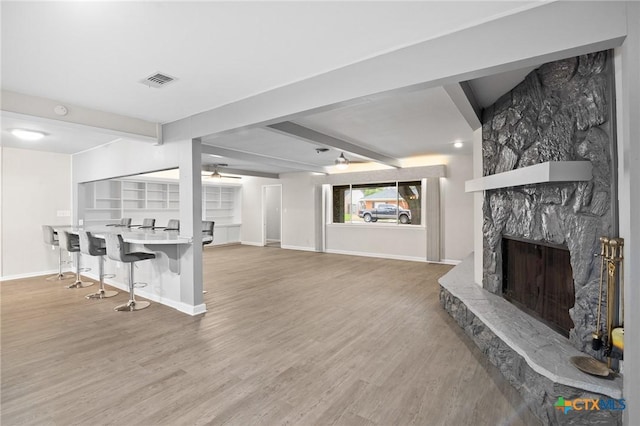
[163,2,625,143]
[266,121,402,168]
[201,144,327,174]
[201,165,279,179]
[443,82,482,131]
[1,91,159,143]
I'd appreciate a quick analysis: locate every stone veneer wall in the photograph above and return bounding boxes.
[481,50,616,355]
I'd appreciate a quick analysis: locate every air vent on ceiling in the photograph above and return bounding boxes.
[140,72,177,88]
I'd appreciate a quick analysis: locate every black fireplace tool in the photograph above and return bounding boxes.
[591,237,608,351]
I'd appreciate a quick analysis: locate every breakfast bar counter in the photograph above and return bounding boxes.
[51,225,205,314]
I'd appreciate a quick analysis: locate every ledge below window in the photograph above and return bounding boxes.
[465,161,593,193]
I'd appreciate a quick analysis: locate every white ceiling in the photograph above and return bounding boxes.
[1,113,126,154]
[1,1,543,174]
[295,86,473,157]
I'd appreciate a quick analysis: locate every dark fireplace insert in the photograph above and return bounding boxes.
[502,236,575,337]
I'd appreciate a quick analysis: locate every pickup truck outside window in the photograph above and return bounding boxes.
[332,181,421,225]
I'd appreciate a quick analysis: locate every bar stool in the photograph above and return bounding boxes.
[58,230,94,289]
[42,226,74,281]
[202,221,214,246]
[106,233,155,311]
[165,219,179,231]
[135,218,155,229]
[152,219,179,231]
[80,231,118,299]
[106,218,132,227]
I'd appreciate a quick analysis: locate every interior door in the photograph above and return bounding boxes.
[263,185,281,247]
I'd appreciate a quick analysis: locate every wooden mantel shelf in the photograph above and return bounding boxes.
[465,161,593,193]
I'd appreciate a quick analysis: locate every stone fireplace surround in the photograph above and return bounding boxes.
[440,51,623,425]
[482,50,616,355]
[440,258,622,425]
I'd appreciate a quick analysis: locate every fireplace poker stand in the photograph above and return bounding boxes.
[592,237,625,371]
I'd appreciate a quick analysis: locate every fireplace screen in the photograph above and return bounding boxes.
[502,237,575,337]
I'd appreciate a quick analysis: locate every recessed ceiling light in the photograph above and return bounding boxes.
[11,129,46,141]
[453,141,464,149]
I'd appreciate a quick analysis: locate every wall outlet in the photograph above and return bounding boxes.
[78,219,84,226]
[57,210,71,217]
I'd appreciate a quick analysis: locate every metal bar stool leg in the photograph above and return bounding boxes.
[45,246,74,281]
[66,251,94,289]
[114,263,150,311]
[86,256,118,299]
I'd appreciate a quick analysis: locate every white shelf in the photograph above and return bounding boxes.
[84,179,241,247]
[465,161,593,193]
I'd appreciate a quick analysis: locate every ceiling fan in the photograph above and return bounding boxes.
[315,148,368,169]
[201,164,241,179]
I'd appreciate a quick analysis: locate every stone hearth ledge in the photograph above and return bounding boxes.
[439,254,622,399]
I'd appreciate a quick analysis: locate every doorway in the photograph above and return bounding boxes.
[262,185,282,248]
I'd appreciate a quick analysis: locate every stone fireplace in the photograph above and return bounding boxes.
[439,50,623,425]
[481,50,616,356]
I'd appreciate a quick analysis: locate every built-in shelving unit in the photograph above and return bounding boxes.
[81,178,241,245]
[84,180,122,223]
[203,186,238,224]
[122,181,146,210]
[168,184,179,210]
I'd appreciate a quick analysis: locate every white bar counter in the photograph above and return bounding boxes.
[53,225,206,315]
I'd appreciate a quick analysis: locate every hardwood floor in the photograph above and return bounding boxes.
[1,245,540,425]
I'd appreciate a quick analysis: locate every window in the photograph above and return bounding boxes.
[332,181,422,225]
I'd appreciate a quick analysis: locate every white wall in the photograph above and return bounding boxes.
[280,173,319,250]
[1,147,72,279]
[241,157,474,263]
[241,173,318,250]
[440,154,474,262]
[324,155,473,263]
[241,177,276,245]
[326,225,427,261]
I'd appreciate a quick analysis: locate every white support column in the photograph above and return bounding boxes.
[472,128,483,286]
[314,184,324,252]
[616,4,640,424]
[426,178,441,262]
[179,138,205,314]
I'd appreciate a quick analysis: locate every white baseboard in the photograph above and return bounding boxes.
[439,258,462,265]
[280,245,317,252]
[324,249,426,263]
[0,269,72,282]
[85,272,207,317]
[208,242,241,248]
[240,241,263,247]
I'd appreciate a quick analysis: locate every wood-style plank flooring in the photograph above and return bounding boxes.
[1,245,540,425]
